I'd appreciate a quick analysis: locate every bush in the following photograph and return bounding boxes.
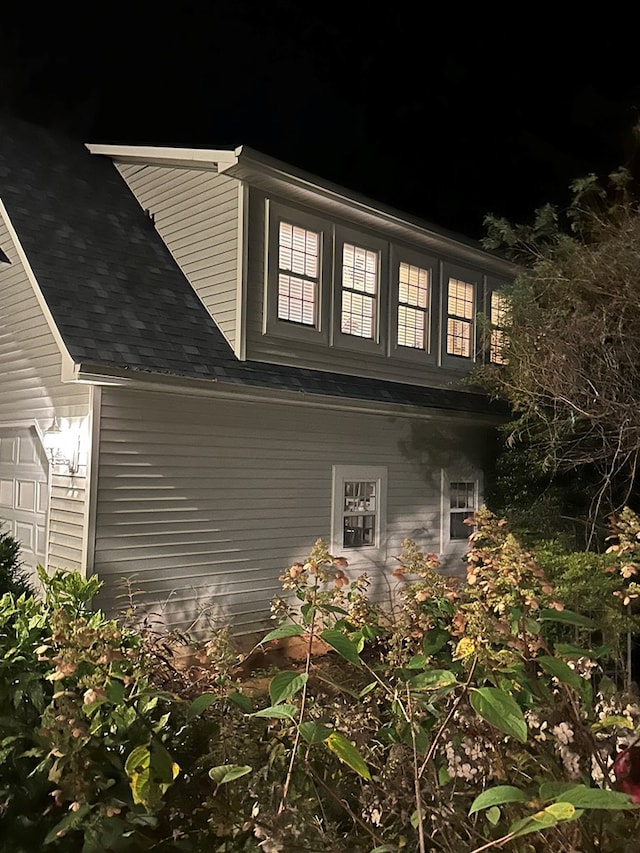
[2,517,640,851]
[0,525,33,597]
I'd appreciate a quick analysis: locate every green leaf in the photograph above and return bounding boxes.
[44,804,91,844]
[508,804,573,839]
[208,764,252,784]
[269,671,308,705]
[186,693,217,721]
[299,721,333,744]
[320,629,362,665]
[559,785,639,810]
[252,704,298,719]
[406,654,427,669]
[409,669,457,691]
[259,624,304,644]
[359,681,377,698]
[470,688,527,743]
[422,628,449,656]
[438,765,451,785]
[554,643,594,658]
[469,785,529,815]
[591,715,634,732]
[325,732,371,780]
[539,781,578,801]
[486,806,501,826]
[537,656,584,691]
[539,609,595,628]
[227,691,253,713]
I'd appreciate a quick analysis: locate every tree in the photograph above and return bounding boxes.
[476,166,640,526]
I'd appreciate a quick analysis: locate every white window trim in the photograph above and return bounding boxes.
[440,469,482,551]
[264,199,331,344]
[331,464,388,558]
[390,245,437,363]
[332,226,388,355]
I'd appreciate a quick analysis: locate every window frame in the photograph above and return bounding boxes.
[264,200,332,344]
[390,245,438,363]
[331,464,388,557]
[440,263,483,368]
[440,469,482,550]
[332,226,388,355]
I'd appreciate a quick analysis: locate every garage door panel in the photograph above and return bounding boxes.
[0,480,12,507]
[0,426,48,574]
[16,480,36,511]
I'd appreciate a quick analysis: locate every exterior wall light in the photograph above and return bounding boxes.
[42,416,79,475]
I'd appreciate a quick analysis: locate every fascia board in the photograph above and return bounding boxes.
[85,143,238,172]
[229,146,518,277]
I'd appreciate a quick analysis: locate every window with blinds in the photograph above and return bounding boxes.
[446,277,474,357]
[277,221,320,326]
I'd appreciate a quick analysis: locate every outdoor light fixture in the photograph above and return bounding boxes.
[42,416,79,474]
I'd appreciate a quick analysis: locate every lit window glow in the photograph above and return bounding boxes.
[277,222,319,325]
[447,278,474,357]
[341,243,378,338]
[398,262,429,349]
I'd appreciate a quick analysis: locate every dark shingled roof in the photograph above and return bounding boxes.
[0,117,504,416]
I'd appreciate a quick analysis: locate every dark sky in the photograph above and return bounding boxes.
[2,4,639,239]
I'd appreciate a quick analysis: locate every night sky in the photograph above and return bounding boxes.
[2,4,639,239]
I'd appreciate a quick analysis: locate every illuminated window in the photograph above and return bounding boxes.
[450,481,476,540]
[398,262,429,349]
[277,222,320,326]
[341,243,379,339]
[342,480,377,547]
[332,465,387,553]
[490,291,508,364]
[447,277,474,357]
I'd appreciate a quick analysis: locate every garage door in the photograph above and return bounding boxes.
[0,425,48,578]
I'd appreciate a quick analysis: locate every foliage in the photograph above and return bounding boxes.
[0,523,33,597]
[476,167,640,522]
[4,516,640,851]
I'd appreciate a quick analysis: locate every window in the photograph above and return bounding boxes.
[265,201,330,343]
[397,261,429,349]
[332,465,387,554]
[446,277,474,357]
[489,291,508,364]
[449,481,476,540]
[277,221,320,326]
[341,243,379,339]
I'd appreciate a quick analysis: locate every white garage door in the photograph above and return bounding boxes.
[0,425,48,577]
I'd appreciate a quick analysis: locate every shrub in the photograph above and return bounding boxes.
[3,515,640,851]
[0,524,33,597]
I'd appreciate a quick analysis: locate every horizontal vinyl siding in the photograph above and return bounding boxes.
[0,219,91,573]
[116,164,240,349]
[94,388,490,635]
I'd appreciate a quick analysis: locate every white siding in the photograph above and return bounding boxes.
[0,219,90,573]
[94,387,490,635]
[116,164,240,350]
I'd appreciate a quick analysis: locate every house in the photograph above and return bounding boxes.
[0,118,514,635]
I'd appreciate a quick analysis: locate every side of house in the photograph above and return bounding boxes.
[0,208,91,578]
